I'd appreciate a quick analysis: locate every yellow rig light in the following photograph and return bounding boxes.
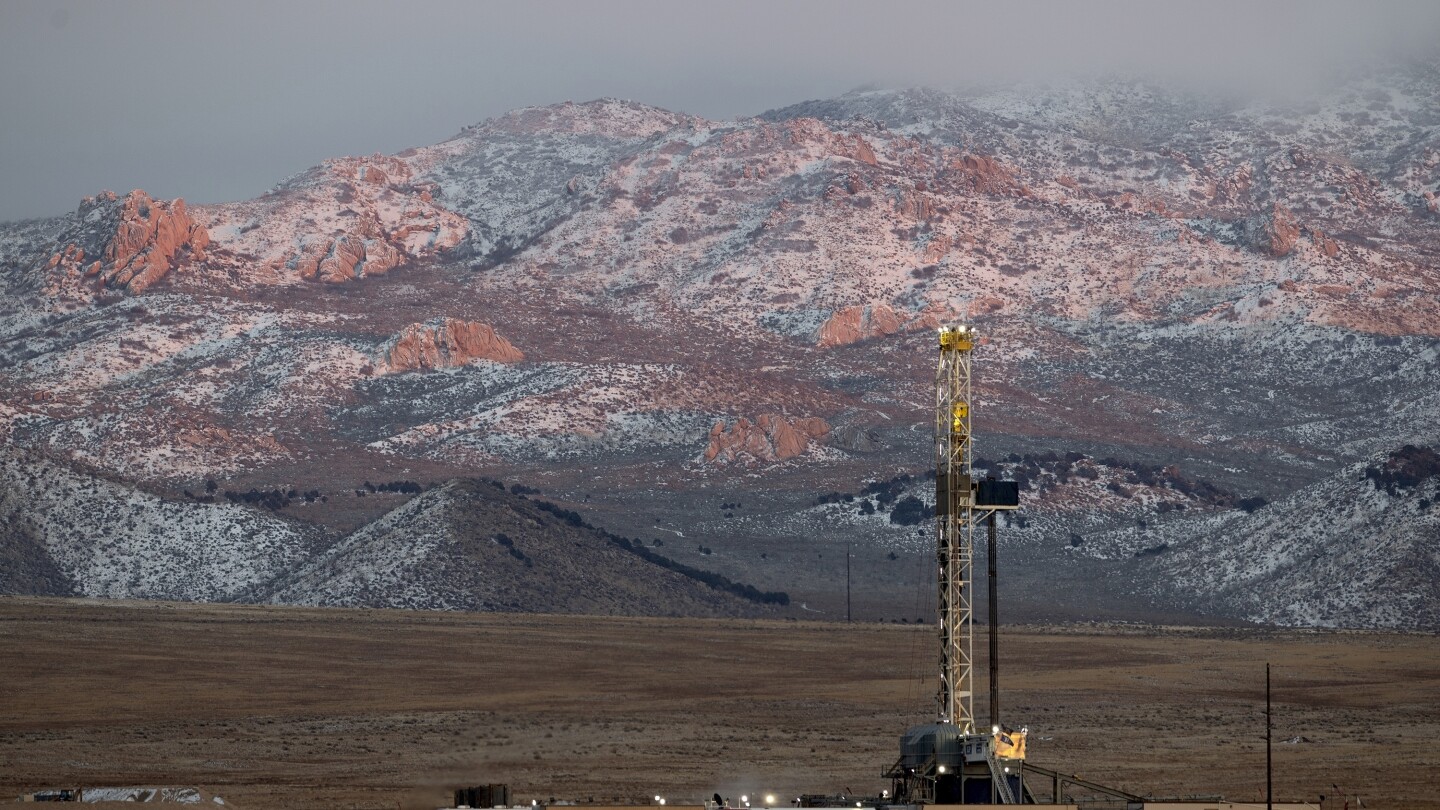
[939,324,975,352]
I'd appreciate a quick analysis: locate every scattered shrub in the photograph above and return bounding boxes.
[888,496,929,526]
[1364,445,1440,496]
[1237,496,1268,513]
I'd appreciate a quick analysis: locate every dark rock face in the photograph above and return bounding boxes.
[0,522,76,598]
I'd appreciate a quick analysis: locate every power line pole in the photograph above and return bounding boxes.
[846,542,852,623]
[1267,662,1273,810]
[988,511,999,734]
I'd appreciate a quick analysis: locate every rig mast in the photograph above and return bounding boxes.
[888,325,1185,805]
[935,324,977,730]
[889,323,1026,804]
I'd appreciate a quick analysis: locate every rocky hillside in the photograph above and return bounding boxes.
[265,478,784,616]
[1,64,1437,627]
[0,446,782,617]
[0,445,320,601]
[1048,444,1440,630]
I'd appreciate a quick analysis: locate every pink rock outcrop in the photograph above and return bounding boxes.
[816,303,939,348]
[342,154,412,187]
[381,318,524,373]
[317,236,364,283]
[834,134,878,166]
[949,154,1025,196]
[972,295,1006,315]
[285,231,404,284]
[1262,203,1301,257]
[248,153,466,286]
[704,414,831,465]
[895,189,938,221]
[46,190,210,293]
[271,199,409,285]
[923,233,954,263]
[1311,229,1340,259]
[1217,164,1254,204]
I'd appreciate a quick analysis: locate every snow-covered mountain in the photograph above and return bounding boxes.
[2,64,1437,627]
[1063,444,1440,629]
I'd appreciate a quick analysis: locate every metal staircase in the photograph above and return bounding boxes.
[987,756,1018,804]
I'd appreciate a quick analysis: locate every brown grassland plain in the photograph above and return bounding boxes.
[0,598,1436,809]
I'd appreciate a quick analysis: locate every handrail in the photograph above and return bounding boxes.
[987,757,1018,804]
[1020,761,1143,803]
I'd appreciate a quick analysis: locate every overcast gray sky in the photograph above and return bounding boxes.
[2,0,1438,223]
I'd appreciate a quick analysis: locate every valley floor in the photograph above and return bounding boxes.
[0,598,1435,809]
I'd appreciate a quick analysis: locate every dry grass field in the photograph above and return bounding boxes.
[1,598,1436,809]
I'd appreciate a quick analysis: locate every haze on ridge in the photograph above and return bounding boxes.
[2,0,1439,223]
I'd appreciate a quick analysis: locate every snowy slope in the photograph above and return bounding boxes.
[1156,446,1440,629]
[406,99,697,262]
[1060,445,1440,629]
[0,446,320,601]
[267,478,776,617]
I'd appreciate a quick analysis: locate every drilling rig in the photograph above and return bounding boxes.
[886,324,1024,804]
[868,324,1293,807]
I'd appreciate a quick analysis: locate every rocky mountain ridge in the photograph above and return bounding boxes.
[2,66,1438,628]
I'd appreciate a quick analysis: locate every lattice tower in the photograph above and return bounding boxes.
[935,324,976,731]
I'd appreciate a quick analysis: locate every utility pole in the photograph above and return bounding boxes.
[846,542,852,623]
[1267,663,1273,810]
[988,511,999,733]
